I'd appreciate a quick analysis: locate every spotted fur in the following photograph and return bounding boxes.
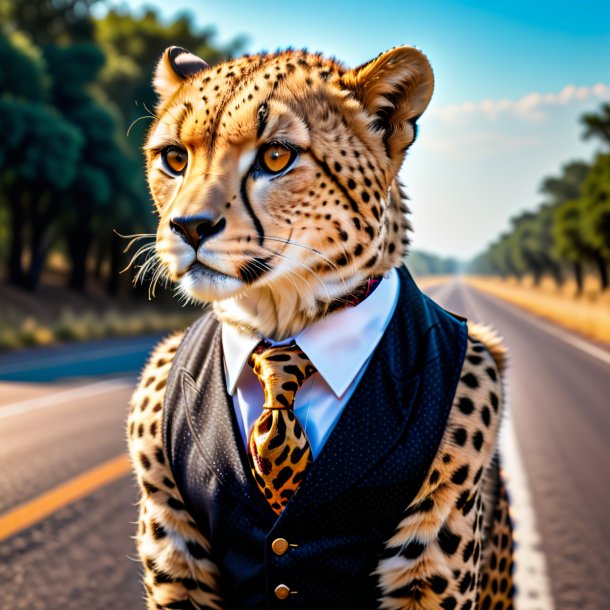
[247,343,317,514]
[375,331,513,610]
[128,333,222,610]
[129,44,514,609]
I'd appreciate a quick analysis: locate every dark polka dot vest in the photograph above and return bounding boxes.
[163,265,468,609]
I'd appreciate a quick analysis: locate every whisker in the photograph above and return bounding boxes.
[113,230,155,240]
[264,235,350,296]
[133,253,159,285]
[148,259,171,300]
[256,245,332,302]
[113,230,156,255]
[263,234,349,293]
[142,102,159,119]
[121,243,157,274]
[127,115,155,138]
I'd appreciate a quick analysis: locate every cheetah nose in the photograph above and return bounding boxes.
[170,214,227,251]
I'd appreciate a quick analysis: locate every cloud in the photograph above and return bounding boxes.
[429,83,610,125]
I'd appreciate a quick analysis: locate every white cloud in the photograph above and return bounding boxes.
[429,83,610,125]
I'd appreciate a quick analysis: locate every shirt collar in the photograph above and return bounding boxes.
[222,267,400,398]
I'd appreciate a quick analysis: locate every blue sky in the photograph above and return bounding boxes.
[110,0,610,258]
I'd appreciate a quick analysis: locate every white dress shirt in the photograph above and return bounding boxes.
[221,268,400,458]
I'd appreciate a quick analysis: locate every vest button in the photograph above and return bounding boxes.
[274,584,291,600]
[271,537,290,556]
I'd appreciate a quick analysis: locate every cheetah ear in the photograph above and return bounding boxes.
[153,46,210,104]
[341,46,434,160]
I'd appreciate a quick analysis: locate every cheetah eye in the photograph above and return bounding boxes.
[161,146,188,175]
[258,142,297,175]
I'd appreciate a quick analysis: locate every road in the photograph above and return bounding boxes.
[0,335,161,610]
[0,281,609,609]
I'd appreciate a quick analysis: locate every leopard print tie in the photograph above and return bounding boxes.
[247,342,317,515]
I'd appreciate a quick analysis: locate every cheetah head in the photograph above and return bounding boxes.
[146,46,433,339]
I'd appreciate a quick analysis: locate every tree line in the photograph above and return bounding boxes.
[469,103,610,295]
[0,0,242,295]
[407,250,464,277]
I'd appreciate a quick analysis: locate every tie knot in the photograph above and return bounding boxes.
[249,342,317,410]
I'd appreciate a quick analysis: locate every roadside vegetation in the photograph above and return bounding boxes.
[0,306,201,351]
[468,103,610,296]
[463,102,610,345]
[466,274,610,345]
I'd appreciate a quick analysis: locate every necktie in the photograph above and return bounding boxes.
[247,341,317,515]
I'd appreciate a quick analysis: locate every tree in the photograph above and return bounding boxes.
[553,200,589,294]
[581,103,610,149]
[0,31,49,100]
[2,0,104,45]
[508,209,563,286]
[0,31,83,288]
[0,98,83,287]
[540,161,590,204]
[484,233,519,278]
[580,154,610,289]
[406,250,463,276]
[44,42,138,291]
[539,160,609,290]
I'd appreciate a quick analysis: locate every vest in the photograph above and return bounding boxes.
[163,265,468,609]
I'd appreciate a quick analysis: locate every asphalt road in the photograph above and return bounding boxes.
[0,281,609,609]
[0,335,160,610]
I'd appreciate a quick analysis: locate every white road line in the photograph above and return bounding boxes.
[458,281,555,610]
[0,340,156,375]
[0,378,134,421]
[463,278,610,368]
[499,416,555,610]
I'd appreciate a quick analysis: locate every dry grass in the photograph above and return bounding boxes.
[0,274,206,352]
[0,308,202,351]
[465,275,610,346]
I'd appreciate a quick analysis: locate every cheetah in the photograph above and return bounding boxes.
[127,45,514,609]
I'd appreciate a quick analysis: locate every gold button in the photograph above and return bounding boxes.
[271,537,290,556]
[274,584,291,600]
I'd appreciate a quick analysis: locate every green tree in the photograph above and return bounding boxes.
[540,161,590,204]
[485,233,519,278]
[0,98,83,287]
[43,42,139,291]
[0,31,82,288]
[2,0,103,44]
[580,154,610,289]
[0,31,49,100]
[540,160,609,291]
[553,200,589,294]
[581,103,610,149]
[408,250,462,276]
[509,208,563,286]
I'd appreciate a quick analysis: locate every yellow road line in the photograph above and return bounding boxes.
[0,454,132,542]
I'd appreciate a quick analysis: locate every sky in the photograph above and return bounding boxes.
[109,0,610,259]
